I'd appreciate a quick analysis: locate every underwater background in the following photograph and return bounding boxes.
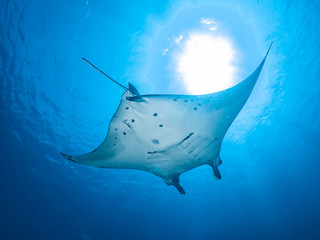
[1,0,319,239]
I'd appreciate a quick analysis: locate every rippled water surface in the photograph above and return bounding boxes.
[1,0,319,239]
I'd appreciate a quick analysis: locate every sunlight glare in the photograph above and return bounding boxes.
[176,34,236,94]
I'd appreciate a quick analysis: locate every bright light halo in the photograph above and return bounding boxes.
[176,33,237,95]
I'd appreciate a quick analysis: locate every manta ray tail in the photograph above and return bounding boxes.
[82,57,141,97]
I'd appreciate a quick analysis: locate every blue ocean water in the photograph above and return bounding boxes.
[1,0,320,239]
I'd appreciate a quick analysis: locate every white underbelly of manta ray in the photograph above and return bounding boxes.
[61,43,272,194]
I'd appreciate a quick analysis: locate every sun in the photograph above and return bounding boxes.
[176,33,237,95]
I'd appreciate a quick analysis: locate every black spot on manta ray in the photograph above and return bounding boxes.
[125,107,129,110]
[194,107,197,110]
[151,139,159,144]
[131,119,135,123]
[123,132,126,135]
[159,124,163,127]
[153,113,158,116]
[147,150,163,154]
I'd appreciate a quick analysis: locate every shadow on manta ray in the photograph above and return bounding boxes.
[61,43,272,195]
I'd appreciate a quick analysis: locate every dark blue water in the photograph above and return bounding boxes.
[1,0,320,239]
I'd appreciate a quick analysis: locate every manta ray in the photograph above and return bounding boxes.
[61,43,272,194]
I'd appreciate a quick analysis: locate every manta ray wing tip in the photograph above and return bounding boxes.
[60,152,75,162]
[264,42,273,60]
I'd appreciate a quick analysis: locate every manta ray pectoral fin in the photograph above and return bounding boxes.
[163,174,186,195]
